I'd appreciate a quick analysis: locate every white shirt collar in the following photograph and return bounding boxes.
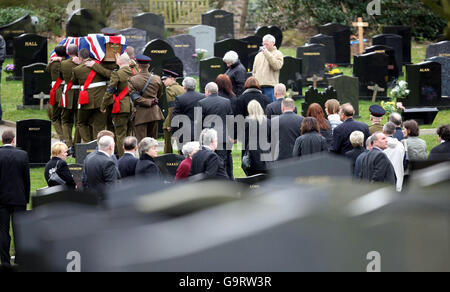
[2,144,13,147]
[98,150,111,157]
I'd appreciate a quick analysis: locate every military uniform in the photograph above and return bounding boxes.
[72,59,113,142]
[128,71,164,142]
[369,123,384,135]
[47,60,64,140]
[369,104,386,135]
[163,81,184,153]
[102,66,135,157]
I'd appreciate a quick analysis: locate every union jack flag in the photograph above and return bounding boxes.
[49,37,80,59]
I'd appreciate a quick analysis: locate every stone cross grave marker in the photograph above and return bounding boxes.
[307,74,324,88]
[33,92,49,110]
[368,84,385,103]
[352,17,369,55]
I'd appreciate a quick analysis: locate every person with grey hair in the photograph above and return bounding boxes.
[172,77,205,148]
[354,135,373,178]
[389,112,404,141]
[265,83,297,119]
[189,129,229,179]
[118,136,139,179]
[175,142,200,181]
[383,122,405,191]
[198,83,234,179]
[82,135,119,192]
[223,50,247,96]
[252,34,284,102]
[135,137,162,180]
[345,131,366,173]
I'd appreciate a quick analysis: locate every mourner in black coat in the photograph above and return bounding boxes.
[189,146,229,179]
[265,98,297,119]
[345,146,366,173]
[272,111,304,161]
[237,88,272,118]
[225,61,247,96]
[292,132,328,158]
[359,148,396,185]
[135,153,162,181]
[82,151,119,193]
[332,119,370,155]
[44,157,76,188]
[429,141,450,160]
[118,152,139,179]
[244,118,271,176]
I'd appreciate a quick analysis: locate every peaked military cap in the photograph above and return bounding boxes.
[369,104,386,117]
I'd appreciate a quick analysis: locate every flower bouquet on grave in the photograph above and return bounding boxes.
[193,49,208,63]
[324,64,342,78]
[389,80,410,113]
[3,64,15,75]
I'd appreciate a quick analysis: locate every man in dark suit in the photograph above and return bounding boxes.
[429,124,450,160]
[265,84,297,119]
[172,77,205,147]
[190,129,229,179]
[359,132,396,185]
[0,130,30,266]
[82,135,119,193]
[332,103,370,155]
[118,136,139,179]
[271,98,304,161]
[198,82,234,179]
[389,113,404,141]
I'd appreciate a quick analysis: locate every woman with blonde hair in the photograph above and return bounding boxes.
[325,99,343,131]
[44,142,76,188]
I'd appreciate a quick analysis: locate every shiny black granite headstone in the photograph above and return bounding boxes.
[202,10,234,41]
[66,9,106,37]
[33,188,99,208]
[199,57,226,93]
[372,34,403,77]
[240,35,262,71]
[309,34,336,64]
[12,33,47,80]
[402,108,439,125]
[405,61,448,108]
[382,25,412,64]
[318,23,351,66]
[364,45,399,82]
[154,154,185,182]
[353,52,389,100]
[132,13,165,42]
[296,43,326,81]
[75,140,97,165]
[167,34,197,76]
[143,39,176,76]
[68,164,84,191]
[426,56,450,98]
[16,119,51,165]
[119,28,147,55]
[22,63,51,106]
[0,13,35,57]
[328,75,360,117]
[425,41,450,59]
[302,86,337,116]
[280,56,303,96]
[255,26,283,49]
[214,38,249,70]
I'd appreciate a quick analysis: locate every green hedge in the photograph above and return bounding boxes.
[0,7,31,26]
[253,0,446,40]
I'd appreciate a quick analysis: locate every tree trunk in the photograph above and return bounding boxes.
[240,0,250,34]
[216,0,226,9]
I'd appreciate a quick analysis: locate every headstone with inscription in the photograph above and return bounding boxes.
[22,63,51,107]
[425,41,450,59]
[199,57,226,93]
[143,39,176,76]
[168,34,197,76]
[426,56,450,98]
[297,43,326,82]
[255,26,283,49]
[280,56,303,96]
[309,34,336,64]
[382,25,412,64]
[119,28,147,55]
[154,154,185,182]
[328,75,360,117]
[353,52,389,100]
[0,13,35,57]
[202,10,234,41]
[132,13,165,42]
[364,45,399,82]
[66,9,106,37]
[214,39,249,70]
[372,34,403,77]
[75,140,98,165]
[16,119,51,165]
[189,25,216,58]
[11,33,47,80]
[240,35,262,71]
[318,23,351,66]
[68,164,84,190]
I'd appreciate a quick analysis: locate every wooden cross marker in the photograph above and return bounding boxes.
[307,74,324,88]
[368,84,385,103]
[352,17,369,55]
[33,92,49,110]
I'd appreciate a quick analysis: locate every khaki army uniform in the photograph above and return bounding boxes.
[128,71,164,142]
[369,123,384,135]
[101,62,119,134]
[72,59,113,142]
[163,82,184,153]
[47,61,64,140]
[101,66,135,157]
[60,57,81,147]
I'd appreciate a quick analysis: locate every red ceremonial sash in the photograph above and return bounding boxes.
[131,68,137,75]
[61,81,74,108]
[49,78,63,106]
[112,87,129,114]
[78,61,100,105]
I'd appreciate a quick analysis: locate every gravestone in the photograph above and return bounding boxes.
[255,26,283,49]
[297,43,326,82]
[168,34,197,76]
[426,56,450,97]
[309,34,336,64]
[328,75,360,117]
[132,13,165,42]
[402,108,439,125]
[280,56,303,96]
[425,41,450,59]
[189,25,216,58]
[0,13,35,57]
[353,52,389,100]
[75,140,98,165]
[22,63,51,107]
[143,39,176,76]
[240,35,262,71]
[302,86,337,116]
[382,25,412,64]
[68,164,84,190]
[119,28,147,55]
[202,10,234,41]
[214,39,249,70]
[372,34,403,76]
[364,45,399,82]
[235,174,269,189]
[66,9,106,37]
[199,57,226,93]
[405,61,449,108]
[154,154,185,182]
[16,119,51,165]
[11,33,47,80]
[319,23,351,66]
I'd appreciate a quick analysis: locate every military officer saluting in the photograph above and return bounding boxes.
[47,45,66,141]
[369,104,386,135]
[128,55,164,142]
[101,53,135,157]
[162,69,184,154]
